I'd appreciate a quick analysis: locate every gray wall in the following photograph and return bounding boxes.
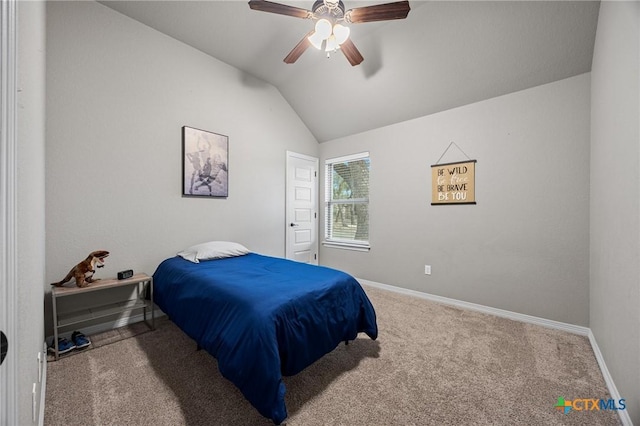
[17,1,47,424]
[320,74,591,326]
[45,1,318,333]
[590,1,640,423]
[37,1,639,423]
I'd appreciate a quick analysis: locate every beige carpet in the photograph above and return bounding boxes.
[45,285,621,425]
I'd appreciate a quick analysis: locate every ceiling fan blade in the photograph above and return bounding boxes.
[284,31,314,64]
[340,38,364,66]
[248,0,313,19]
[345,0,410,23]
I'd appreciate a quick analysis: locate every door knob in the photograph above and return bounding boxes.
[290,223,299,227]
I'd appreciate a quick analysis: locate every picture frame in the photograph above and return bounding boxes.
[182,126,229,198]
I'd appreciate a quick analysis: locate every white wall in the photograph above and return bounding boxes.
[45,1,318,332]
[17,1,47,424]
[320,74,591,326]
[590,1,640,423]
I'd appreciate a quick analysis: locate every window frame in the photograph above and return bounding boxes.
[323,152,371,252]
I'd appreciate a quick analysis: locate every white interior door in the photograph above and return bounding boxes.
[286,151,319,264]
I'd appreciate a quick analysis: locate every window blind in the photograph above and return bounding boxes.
[324,152,370,249]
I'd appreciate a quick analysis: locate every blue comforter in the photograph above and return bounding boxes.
[152,253,378,424]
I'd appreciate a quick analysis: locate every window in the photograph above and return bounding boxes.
[324,152,370,250]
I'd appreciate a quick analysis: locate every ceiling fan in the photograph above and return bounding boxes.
[248,0,411,66]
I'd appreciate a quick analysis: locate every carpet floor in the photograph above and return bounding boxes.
[45,284,621,425]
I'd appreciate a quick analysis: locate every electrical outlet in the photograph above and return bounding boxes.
[424,265,431,275]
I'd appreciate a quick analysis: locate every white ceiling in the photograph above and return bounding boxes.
[99,0,600,142]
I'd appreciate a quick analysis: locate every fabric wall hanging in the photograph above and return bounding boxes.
[431,142,476,205]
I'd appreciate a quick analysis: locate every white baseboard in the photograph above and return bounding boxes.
[358,279,631,426]
[588,330,633,426]
[38,341,47,426]
[359,279,589,335]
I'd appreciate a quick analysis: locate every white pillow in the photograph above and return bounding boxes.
[177,241,250,263]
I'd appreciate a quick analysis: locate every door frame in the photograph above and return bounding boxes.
[0,0,18,424]
[285,151,319,264]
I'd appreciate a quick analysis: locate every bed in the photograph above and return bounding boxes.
[152,244,378,424]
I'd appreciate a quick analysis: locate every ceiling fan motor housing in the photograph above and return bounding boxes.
[312,0,346,20]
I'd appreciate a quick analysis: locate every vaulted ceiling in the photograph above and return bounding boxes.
[100,0,600,142]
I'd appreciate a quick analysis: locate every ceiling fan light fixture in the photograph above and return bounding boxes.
[333,23,350,45]
[325,34,338,52]
[314,18,332,39]
[308,31,325,50]
[249,0,410,66]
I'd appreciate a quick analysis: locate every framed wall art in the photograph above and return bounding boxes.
[182,126,229,198]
